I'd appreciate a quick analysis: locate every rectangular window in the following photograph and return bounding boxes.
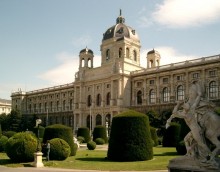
[137,82,142,87]
[209,70,216,77]
[163,78,168,84]
[177,75,183,81]
[149,80,155,85]
[192,73,199,79]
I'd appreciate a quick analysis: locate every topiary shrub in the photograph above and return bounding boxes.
[93,125,108,143]
[94,138,105,145]
[163,122,181,147]
[5,132,37,162]
[107,110,153,161]
[0,135,8,152]
[77,127,91,143]
[150,127,159,146]
[72,143,78,156]
[176,140,186,155]
[77,136,85,143]
[43,124,74,156]
[32,125,45,139]
[3,131,17,138]
[49,138,71,160]
[87,140,96,150]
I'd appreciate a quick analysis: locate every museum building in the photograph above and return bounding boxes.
[11,13,220,132]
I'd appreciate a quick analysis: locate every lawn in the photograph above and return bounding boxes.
[0,146,179,171]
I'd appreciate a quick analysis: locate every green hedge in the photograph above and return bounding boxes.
[94,138,105,145]
[77,127,91,143]
[150,127,159,146]
[93,125,108,143]
[49,138,70,160]
[162,122,181,147]
[43,124,74,156]
[3,131,17,138]
[0,135,8,152]
[5,132,37,162]
[107,110,153,161]
[87,140,96,150]
[32,125,45,139]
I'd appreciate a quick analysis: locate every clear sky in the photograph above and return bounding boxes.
[1,0,220,100]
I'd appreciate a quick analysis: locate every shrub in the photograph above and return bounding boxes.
[0,124,2,136]
[77,127,91,143]
[87,141,96,150]
[0,135,8,152]
[107,110,153,161]
[93,125,108,143]
[77,136,85,143]
[94,138,105,145]
[162,122,181,147]
[49,138,71,160]
[176,140,186,155]
[72,143,78,156]
[5,132,37,162]
[150,127,159,146]
[32,125,45,138]
[3,131,16,138]
[43,124,74,156]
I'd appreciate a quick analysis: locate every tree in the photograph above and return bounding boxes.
[8,110,22,132]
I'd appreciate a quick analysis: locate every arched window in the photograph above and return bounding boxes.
[88,58,91,67]
[149,60,153,68]
[87,95,92,107]
[119,48,122,58]
[137,90,142,105]
[133,50,137,61]
[86,115,92,129]
[96,114,102,125]
[70,99,73,110]
[149,89,156,103]
[62,116,66,125]
[44,102,47,112]
[209,81,218,98]
[69,116,73,127]
[177,85,184,101]
[81,58,85,67]
[106,92,111,106]
[126,48,129,58]
[39,103,41,112]
[96,94,101,106]
[56,101,59,111]
[163,87,169,102]
[63,100,66,110]
[106,49,110,60]
[29,104,32,113]
[50,101,53,112]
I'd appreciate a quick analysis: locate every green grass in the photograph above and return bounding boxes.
[0,146,179,171]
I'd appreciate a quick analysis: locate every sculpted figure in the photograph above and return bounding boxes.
[166,80,220,169]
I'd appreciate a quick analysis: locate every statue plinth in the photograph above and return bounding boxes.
[32,152,44,168]
[168,156,220,172]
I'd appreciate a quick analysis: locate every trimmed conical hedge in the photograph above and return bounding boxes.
[93,125,108,143]
[43,124,74,156]
[107,110,153,161]
[77,127,91,143]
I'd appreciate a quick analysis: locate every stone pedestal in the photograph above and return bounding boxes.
[32,152,44,168]
[168,156,220,172]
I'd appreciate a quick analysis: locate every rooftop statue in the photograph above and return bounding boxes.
[166,80,220,171]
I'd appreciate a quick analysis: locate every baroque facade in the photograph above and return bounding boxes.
[11,13,220,133]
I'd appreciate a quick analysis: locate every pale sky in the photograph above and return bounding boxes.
[1,0,220,100]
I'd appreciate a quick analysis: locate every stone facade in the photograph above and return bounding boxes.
[11,13,220,133]
[0,98,11,114]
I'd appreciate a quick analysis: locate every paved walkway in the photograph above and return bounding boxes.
[0,166,168,172]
